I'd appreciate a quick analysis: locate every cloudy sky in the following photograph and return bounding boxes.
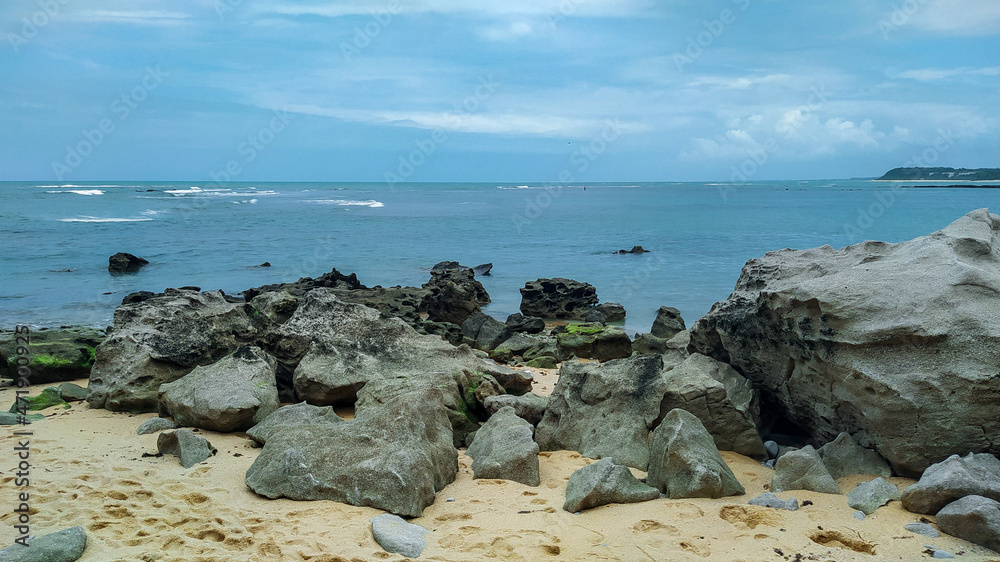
[1,0,998,182]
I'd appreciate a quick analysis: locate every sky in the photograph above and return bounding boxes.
[0,0,998,182]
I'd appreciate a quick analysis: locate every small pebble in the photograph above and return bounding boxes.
[853,511,866,521]
[446,497,455,502]
[932,550,956,559]
[905,522,940,538]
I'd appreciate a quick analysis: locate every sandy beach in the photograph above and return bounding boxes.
[3,378,998,562]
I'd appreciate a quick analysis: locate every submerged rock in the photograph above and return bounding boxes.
[108,252,148,272]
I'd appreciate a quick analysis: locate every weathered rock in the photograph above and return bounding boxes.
[248,290,298,324]
[431,261,465,272]
[748,492,799,511]
[157,429,217,468]
[689,209,1000,476]
[904,522,941,537]
[136,417,177,435]
[0,327,103,384]
[370,514,429,558]
[422,268,489,325]
[460,312,513,352]
[937,495,1000,553]
[525,357,557,369]
[108,252,148,272]
[58,383,88,402]
[0,526,87,562]
[901,453,1000,515]
[483,393,549,426]
[243,267,366,301]
[647,409,745,499]
[771,446,841,495]
[523,339,558,362]
[563,458,659,512]
[818,432,892,479]
[245,387,457,518]
[632,333,668,355]
[472,263,493,276]
[848,477,901,515]
[583,309,606,324]
[536,355,667,470]
[520,278,599,320]
[658,353,767,459]
[87,290,260,413]
[493,333,541,358]
[616,245,649,254]
[506,313,545,334]
[651,307,685,339]
[467,407,540,486]
[0,411,42,425]
[556,323,631,361]
[246,401,343,445]
[157,345,280,433]
[595,302,626,322]
[8,387,68,413]
[426,267,490,304]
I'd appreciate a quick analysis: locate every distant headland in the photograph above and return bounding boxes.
[878,167,1000,181]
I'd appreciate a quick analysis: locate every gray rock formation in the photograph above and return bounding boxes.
[658,353,766,459]
[901,453,1000,514]
[246,402,343,445]
[647,409,745,499]
[689,209,1000,476]
[157,429,217,468]
[248,290,298,324]
[0,327,103,384]
[748,492,799,511]
[520,278,599,319]
[818,432,893,479]
[562,458,660,512]
[937,495,1000,553]
[506,313,545,334]
[904,521,940,537]
[848,477,900,515]
[651,306,685,339]
[245,387,457,517]
[594,302,626,322]
[136,417,177,435]
[460,312,513,352]
[493,333,542,358]
[370,514,429,558]
[0,526,87,562]
[467,407,540,486]
[87,289,260,412]
[157,345,280,432]
[771,445,841,495]
[58,383,88,402]
[632,333,669,355]
[108,252,148,272]
[422,267,488,325]
[483,393,548,426]
[555,323,631,361]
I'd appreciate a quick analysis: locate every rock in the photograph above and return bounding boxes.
[901,453,1000,515]
[771,446,841,495]
[246,402,343,445]
[848,477,901,515]
[57,383,88,402]
[523,339,558,362]
[937,495,1000,553]
[748,492,799,511]
[617,245,649,254]
[431,261,465,272]
[0,327,104,384]
[245,387,457,517]
[658,353,767,459]
[525,357,557,369]
[254,261,271,267]
[854,511,866,520]
[108,252,148,272]
[506,313,545,334]
[472,263,493,276]
[563,458,660,512]
[689,209,1000,476]
[136,417,177,435]
[8,387,68,413]
[556,323,631,361]
[494,333,542,357]
[632,333,668,355]
[818,432,892,479]
[536,355,667,470]
[931,549,956,559]
[422,267,489,324]
[370,514,429,558]
[0,411,43,425]
[765,441,780,459]
[0,526,87,562]
[483,393,549,426]
[647,408,745,499]
[157,346,280,432]
[904,522,941,537]
[87,290,260,413]
[460,312,513,352]
[651,307,685,339]
[467,407,540,486]
[584,309,606,324]
[594,302,626,322]
[248,291,298,324]
[519,278,599,320]
[157,429,217,468]
[243,267,366,301]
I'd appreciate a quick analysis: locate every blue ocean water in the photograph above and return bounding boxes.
[2,180,999,333]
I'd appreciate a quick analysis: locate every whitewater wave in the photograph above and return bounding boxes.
[60,216,153,223]
[46,189,105,196]
[304,199,384,208]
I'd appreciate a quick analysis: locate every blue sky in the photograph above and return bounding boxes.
[1,0,998,182]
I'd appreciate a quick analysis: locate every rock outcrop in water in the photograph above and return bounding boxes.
[689,209,1000,476]
[108,252,149,272]
[519,278,599,319]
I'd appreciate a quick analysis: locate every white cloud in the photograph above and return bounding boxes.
[906,0,1000,35]
[259,0,651,19]
[479,21,535,42]
[68,10,191,25]
[894,66,1000,81]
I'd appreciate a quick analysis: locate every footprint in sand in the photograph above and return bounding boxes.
[679,538,711,558]
[632,520,679,534]
[435,513,473,522]
[809,529,877,555]
[718,505,780,530]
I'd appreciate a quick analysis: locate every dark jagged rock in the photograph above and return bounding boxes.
[0,327,103,384]
[431,261,465,272]
[616,245,650,254]
[460,312,513,352]
[506,313,545,334]
[555,323,631,361]
[594,302,626,322]
[242,267,367,301]
[108,252,148,272]
[422,268,489,325]
[651,306,685,339]
[519,278,599,320]
[472,263,493,276]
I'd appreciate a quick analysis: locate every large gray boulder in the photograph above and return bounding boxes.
[818,432,892,479]
[689,209,1000,476]
[157,345,280,432]
[246,402,343,445]
[848,477,901,515]
[658,353,766,459]
[937,495,1000,553]
[421,268,487,325]
[771,445,842,495]
[651,306,685,339]
[562,458,660,512]
[157,429,217,469]
[483,393,548,426]
[460,312,513,352]
[520,278,599,319]
[0,526,87,562]
[647,408,744,499]
[88,289,260,412]
[555,323,632,361]
[245,387,457,517]
[536,355,668,470]
[370,514,429,559]
[0,327,104,384]
[467,407,540,486]
[901,453,1000,515]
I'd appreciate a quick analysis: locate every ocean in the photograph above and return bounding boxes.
[2,180,999,333]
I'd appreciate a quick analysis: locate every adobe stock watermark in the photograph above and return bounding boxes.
[51,65,168,180]
[510,118,625,234]
[7,0,71,53]
[673,0,750,71]
[340,0,402,63]
[208,109,295,186]
[841,126,957,242]
[214,0,244,20]
[383,74,500,185]
[878,0,930,39]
